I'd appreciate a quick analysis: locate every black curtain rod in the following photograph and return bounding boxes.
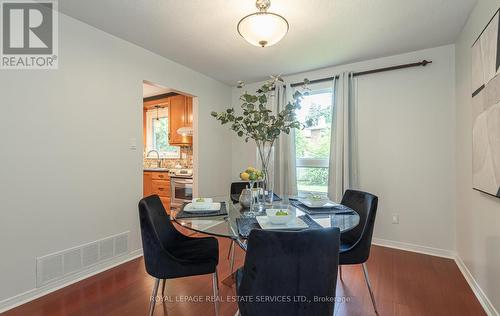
[289,59,432,88]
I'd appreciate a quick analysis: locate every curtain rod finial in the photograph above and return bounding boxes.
[422,60,432,66]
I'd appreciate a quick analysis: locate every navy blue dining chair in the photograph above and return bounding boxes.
[138,195,220,316]
[338,189,379,315]
[227,181,249,274]
[231,181,248,203]
[236,227,341,316]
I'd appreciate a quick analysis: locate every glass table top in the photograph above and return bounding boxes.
[172,196,360,241]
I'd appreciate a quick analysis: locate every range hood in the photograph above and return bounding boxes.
[177,126,193,136]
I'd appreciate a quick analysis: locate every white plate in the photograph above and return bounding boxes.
[184,202,221,212]
[298,198,339,208]
[256,216,308,230]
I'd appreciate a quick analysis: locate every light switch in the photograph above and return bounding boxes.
[129,138,137,150]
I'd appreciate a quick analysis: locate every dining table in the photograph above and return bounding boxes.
[171,195,360,286]
[172,195,360,244]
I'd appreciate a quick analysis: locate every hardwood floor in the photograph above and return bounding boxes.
[3,237,485,316]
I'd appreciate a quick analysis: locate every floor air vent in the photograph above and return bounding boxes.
[36,232,130,287]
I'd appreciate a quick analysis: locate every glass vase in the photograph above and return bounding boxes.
[256,142,275,210]
[243,180,259,217]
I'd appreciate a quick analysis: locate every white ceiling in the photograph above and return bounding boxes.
[142,82,174,98]
[59,0,477,86]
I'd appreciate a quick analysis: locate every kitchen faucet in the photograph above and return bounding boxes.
[146,150,162,168]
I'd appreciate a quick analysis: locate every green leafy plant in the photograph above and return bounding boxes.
[211,78,310,143]
[211,76,312,183]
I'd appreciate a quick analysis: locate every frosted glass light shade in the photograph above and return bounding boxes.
[237,12,289,47]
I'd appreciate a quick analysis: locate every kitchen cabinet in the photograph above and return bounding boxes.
[143,172,153,196]
[143,171,170,213]
[187,96,193,124]
[168,95,193,146]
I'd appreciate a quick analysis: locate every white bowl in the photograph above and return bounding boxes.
[266,208,294,225]
[299,195,330,208]
[191,198,213,209]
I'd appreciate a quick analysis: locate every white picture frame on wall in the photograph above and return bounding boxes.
[471,8,500,198]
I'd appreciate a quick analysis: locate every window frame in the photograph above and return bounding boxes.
[294,85,333,194]
[296,158,329,168]
[145,108,181,159]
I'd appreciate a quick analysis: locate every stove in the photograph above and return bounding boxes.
[170,169,193,210]
[169,169,193,178]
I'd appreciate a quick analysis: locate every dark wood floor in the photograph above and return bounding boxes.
[3,235,485,316]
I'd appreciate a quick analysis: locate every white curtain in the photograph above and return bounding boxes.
[273,83,298,196]
[328,72,359,202]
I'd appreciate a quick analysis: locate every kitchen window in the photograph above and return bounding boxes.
[295,88,333,194]
[145,108,180,158]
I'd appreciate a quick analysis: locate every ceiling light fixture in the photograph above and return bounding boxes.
[154,105,161,121]
[237,0,289,48]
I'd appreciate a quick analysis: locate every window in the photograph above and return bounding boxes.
[145,108,180,158]
[295,88,333,194]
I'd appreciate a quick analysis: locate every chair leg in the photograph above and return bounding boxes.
[212,271,220,316]
[215,268,219,291]
[161,279,166,296]
[230,241,236,274]
[227,240,235,259]
[362,263,379,315]
[148,278,160,316]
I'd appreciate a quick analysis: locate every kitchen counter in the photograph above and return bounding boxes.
[143,168,193,179]
[143,168,170,172]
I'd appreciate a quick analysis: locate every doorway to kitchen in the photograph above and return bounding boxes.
[142,80,195,213]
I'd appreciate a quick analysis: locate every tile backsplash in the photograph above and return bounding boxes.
[143,146,193,169]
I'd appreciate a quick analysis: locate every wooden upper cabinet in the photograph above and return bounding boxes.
[168,95,193,146]
[186,97,193,125]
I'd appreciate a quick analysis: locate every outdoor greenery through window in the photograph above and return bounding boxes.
[295,89,332,194]
[146,109,180,158]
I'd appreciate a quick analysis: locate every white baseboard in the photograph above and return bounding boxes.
[372,237,457,259]
[0,249,143,313]
[454,256,499,316]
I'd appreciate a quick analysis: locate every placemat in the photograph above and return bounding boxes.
[289,200,354,215]
[175,202,228,219]
[236,214,323,238]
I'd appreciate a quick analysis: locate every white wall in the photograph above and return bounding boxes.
[0,13,232,304]
[455,0,500,313]
[231,45,456,251]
